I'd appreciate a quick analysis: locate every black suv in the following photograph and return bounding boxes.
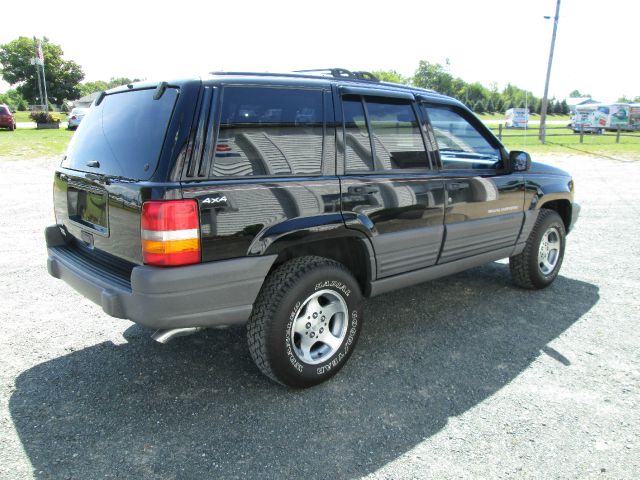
[46,69,580,387]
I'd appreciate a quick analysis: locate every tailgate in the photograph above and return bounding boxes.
[52,85,183,265]
[53,171,146,264]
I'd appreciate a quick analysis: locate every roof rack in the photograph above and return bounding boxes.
[293,68,380,82]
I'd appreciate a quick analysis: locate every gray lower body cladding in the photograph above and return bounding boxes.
[45,225,277,329]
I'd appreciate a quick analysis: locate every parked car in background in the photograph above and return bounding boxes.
[0,104,16,131]
[67,107,89,130]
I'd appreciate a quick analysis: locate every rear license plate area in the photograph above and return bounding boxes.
[67,183,109,235]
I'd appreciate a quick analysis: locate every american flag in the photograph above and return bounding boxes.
[36,39,44,65]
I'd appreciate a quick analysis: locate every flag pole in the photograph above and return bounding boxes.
[33,36,44,109]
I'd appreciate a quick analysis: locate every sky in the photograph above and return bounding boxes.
[1,0,638,102]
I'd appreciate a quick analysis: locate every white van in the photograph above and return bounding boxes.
[573,104,603,133]
[505,108,529,128]
[598,103,631,131]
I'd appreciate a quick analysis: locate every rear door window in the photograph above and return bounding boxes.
[63,88,178,180]
[213,87,324,177]
[343,96,430,173]
[365,98,429,171]
[343,97,373,172]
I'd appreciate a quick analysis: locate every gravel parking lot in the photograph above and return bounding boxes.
[0,154,638,479]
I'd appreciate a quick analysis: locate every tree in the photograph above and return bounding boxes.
[615,95,640,103]
[495,98,504,114]
[0,36,84,104]
[553,100,564,114]
[372,70,408,85]
[569,89,591,98]
[78,77,141,97]
[560,99,569,115]
[532,99,542,115]
[413,61,456,97]
[472,100,485,113]
[0,88,27,110]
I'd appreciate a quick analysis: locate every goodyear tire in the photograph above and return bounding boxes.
[247,256,363,387]
[510,209,566,289]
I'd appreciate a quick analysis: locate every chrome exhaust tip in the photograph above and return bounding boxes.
[151,327,203,344]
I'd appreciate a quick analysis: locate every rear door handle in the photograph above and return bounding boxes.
[348,186,379,195]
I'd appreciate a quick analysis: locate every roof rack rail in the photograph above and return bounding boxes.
[293,68,380,82]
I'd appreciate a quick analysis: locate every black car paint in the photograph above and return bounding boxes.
[51,73,575,292]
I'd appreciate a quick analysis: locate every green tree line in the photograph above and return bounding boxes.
[1,36,638,113]
[374,61,571,115]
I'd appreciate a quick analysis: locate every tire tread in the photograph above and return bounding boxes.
[510,209,564,289]
[247,256,350,385]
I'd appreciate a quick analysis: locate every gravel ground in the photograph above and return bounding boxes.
[0,154,638,479]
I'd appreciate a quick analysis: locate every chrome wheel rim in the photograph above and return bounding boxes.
[290,289,348,365]
[538,226,561,275]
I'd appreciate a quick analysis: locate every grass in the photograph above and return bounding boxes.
[492,125,640,160]
[0,127,74,160]
[12,111,69,123]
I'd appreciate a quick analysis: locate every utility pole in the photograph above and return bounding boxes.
[539,0,561,143]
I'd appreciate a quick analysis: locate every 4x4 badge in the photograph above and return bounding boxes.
[201,195,228,206]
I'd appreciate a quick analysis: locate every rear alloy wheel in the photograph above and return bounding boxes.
[247,256,363,387]
[290,289,349,365]
[510,209,566,289]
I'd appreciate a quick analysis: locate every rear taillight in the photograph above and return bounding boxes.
[141,200,200,267]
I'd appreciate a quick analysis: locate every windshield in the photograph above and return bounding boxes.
[63,87,178,180]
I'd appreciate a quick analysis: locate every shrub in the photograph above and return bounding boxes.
[30,111,61,123]
[473,100,485,113]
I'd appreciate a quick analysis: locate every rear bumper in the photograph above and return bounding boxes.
[45,225,276,329]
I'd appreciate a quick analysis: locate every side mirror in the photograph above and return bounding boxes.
[510,150,531,172]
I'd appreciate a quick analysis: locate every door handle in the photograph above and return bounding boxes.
[348,185,379,195]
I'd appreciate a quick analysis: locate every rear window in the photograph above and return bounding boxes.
[62,88,178,180]
[0,106,9,115]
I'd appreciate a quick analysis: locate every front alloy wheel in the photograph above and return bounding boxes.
[510,209,566,289]
[537,226,561,275]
